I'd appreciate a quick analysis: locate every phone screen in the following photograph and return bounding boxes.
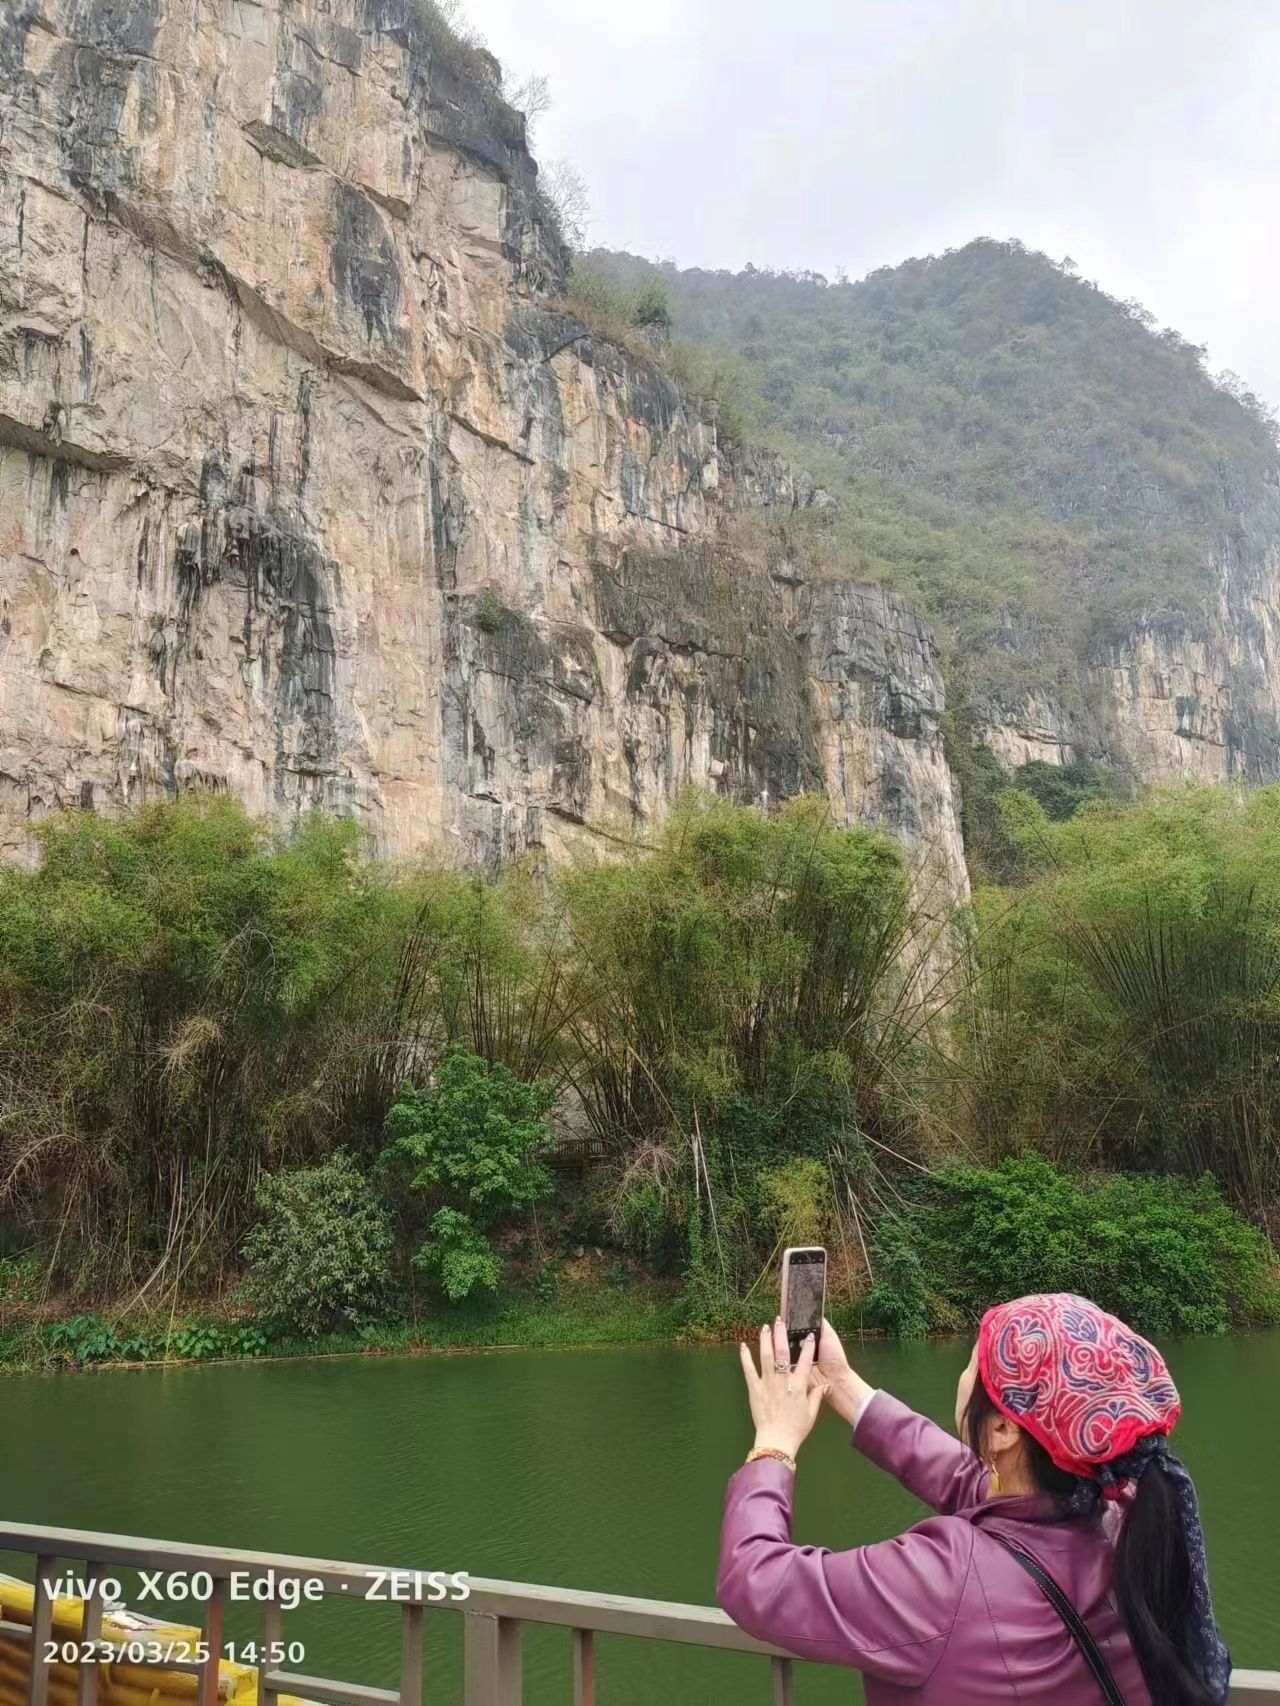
[784,1249,826,1364]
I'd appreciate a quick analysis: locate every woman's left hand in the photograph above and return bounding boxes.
[738,1319,827,1460]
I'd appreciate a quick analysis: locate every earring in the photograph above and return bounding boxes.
[987,1461,1001,1494]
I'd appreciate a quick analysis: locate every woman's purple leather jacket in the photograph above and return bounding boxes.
[718,1390,1151,1704]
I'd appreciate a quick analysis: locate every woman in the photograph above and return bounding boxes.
[719,1293,1230,1704]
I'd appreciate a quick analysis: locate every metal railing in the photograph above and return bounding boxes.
[0,1521,1275,1705]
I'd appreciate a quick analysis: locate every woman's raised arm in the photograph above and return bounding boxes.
[717,1457,970,1683]
[819,1321,990,1514]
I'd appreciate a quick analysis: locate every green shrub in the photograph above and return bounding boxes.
[864,1222,930,1339]
[382,1048,555,1302]
[42,1315,120,1365]
[565,262,670,333]
[170,1322,225,1361]
[414,1207,503,1302]
[631,280,673,331]
[229,1324,270,1358]
[759,1158,831,1247]
[867,1157,1280,1337]
[473,586,506,635]
[1012,759,1129,823]
[116,1328,155,1362]
[241,1152,393,1335]
[615,1180,671,1263]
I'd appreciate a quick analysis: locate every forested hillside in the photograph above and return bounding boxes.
[584,241,1279,710]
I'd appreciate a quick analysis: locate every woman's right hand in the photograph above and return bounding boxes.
[817,1318,876,1426]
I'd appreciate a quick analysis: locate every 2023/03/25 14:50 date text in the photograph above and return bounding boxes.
[44,1639,308,1666]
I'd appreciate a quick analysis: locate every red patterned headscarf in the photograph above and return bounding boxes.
[978,1292,1231,1705]
[977,1291,1181,1482]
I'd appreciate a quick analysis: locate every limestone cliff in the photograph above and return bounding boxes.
[977,486,1280,784]
[0,0,966,899]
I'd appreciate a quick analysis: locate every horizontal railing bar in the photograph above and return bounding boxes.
[1231,1676,1280,1703]
[456,1584,786,1652]
[261,1674,398,1706]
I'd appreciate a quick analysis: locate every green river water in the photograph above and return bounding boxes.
[2,1333,1277,1703]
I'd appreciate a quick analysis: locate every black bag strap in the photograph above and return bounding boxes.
[987,1532,1128,1706]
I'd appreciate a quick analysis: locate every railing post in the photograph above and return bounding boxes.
[259,1598,282,1706]
[28,1555,56,1706]
[76,1567,104,1706]
[463,1612,522,1706]
[571,1628,595,1706]
[771,1655,795,1706]
[400,1603,424,1706]
[197,1578,225,1706]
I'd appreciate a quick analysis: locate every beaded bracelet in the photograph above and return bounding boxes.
[745,1446,797,1472]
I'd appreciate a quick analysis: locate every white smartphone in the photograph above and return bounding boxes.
[780,1245,827,1367]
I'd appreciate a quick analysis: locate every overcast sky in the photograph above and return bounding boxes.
[463,0,1279,413]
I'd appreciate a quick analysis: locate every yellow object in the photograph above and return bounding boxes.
[0,1576,312,1706]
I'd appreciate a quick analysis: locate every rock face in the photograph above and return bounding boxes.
[978,493,1280,785]
[0,0,968,900]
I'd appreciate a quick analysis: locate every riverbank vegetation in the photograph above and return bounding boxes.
[1,785,1278,1366]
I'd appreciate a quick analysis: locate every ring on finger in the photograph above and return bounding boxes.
[773,1360,790,1374]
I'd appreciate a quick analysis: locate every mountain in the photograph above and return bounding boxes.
[586,243,1280,792]
[4,0,1278,903]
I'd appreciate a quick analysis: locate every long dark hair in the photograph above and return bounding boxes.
[964,1374,1213,1706]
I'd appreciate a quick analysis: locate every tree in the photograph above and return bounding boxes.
[382,1049,555,1301]
[508,73,551,137]
[240,1153,393,1335]
[540,159,590,251]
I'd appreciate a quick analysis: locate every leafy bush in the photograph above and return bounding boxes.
[1013,760,1129,823]
[473,586,506,635]
[241,1152,394,1335]
[415,1207,503,1302]
[864,1222,930,1340]
[631,280,673,331]
[383,1048,555,1301]
[229,1324,269,1358]
[759,1158,831,1247]
[866,1157,1280,1337]
[42,1316,121,1365]
[38,1314,272,1365]
[116,1328,155,1362]
[169,1323,225,1361]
